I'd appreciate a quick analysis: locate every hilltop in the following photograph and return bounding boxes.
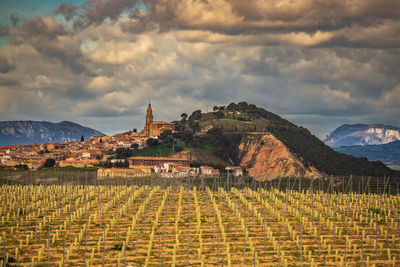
[161,102,398,179]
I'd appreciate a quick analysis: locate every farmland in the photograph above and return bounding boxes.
[0,178,399,266]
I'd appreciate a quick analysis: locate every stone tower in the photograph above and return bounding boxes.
[144,102,153,136]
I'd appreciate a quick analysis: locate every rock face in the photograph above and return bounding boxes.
[173,149,227,166]
[239,133,326,181]
[0,120,104,145]
[324,124,400,147]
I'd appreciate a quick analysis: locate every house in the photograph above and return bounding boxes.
[128,156,190,168]
[200,166,220,177]
[5,160,20,168]
[118,141,132,148]
[82,152,91,158]
[154,162,174,173]
[225,166,243,177]
[59,158,99,168]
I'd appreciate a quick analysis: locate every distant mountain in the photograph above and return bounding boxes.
[324,124,400,147]
[334,140,400,171]
[0,120,104,146]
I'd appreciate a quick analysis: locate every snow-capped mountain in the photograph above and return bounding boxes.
[324,124,400,147]
[0,120,104,146]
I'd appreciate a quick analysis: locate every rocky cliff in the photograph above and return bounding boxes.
[238,133,326,180]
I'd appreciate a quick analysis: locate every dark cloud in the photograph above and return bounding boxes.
[55,0,141,29]
[21,16,71,38]
[54,2,77,21]
[8,17,88,73]
[1,0,399,137]
[0,25,9,36]
[0,75,20,86]
[0,56,15,74]
[137,0,400,34]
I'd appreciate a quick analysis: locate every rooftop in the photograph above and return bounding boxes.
[129,156,189,161]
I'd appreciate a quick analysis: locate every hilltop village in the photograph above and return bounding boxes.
[0,103,243,178]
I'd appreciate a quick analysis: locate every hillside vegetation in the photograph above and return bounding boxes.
[335,141,400,170]
[168,102,399,177]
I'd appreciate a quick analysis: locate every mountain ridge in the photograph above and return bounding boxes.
[324,123,400,147]
[334,140,400,171]
[0,120,104,146]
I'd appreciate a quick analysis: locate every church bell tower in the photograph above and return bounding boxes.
[144,102,153,136]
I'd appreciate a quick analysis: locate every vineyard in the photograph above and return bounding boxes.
[0,177,399,266]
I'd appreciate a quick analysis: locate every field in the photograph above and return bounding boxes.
[0,180,399,266]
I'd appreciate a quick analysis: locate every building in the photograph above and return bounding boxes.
[200,166,220,177]
[59,158,98,168]
[97,167,151,179]
[225,166,243,177]
[128,156,190,168]
[142,102,174,137]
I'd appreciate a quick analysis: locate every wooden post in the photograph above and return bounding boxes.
[244,221,246,264]
[217,233,220,267]
[48,225,50,264]
[159,232,161,267]
[103,227,105,267]
[311,180,314,226]
[235,197,238,238]
[62,240,65,267]
[318,213,321,256]
[361,230,363,267]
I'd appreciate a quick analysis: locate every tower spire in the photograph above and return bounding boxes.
[144,101,153,136]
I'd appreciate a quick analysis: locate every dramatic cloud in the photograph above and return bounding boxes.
[0,0,399,137]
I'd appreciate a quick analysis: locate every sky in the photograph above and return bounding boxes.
[0,0,399,139]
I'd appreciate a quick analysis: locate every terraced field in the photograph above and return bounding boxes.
[0,184,399,266]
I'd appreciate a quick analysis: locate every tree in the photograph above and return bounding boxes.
[115,148,132,159]
[81,135,84,142]
[43,158,55,168]
[227,103,238,111]
[237,101,248,111]
[159,129,173,141]
[133,128,137,132]
[177,130,193,144]
[174,146,183,152]
[189,110,202,121]
[146,138,159,147]
[16,164,29,171]
[215,111,224,119]
[131,143,139,150]
[189,121,201,133]
[213,106,219,112]
[180,113,188,123]
[103,161,112,168]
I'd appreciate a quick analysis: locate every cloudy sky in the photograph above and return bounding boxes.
[0,0,399,138]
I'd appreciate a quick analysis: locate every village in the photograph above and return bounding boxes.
[0,102,244,179]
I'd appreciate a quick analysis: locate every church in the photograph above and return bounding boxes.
[142,102,174,137]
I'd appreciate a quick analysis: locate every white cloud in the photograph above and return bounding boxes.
[85,35,155,65]
[87,76,115,92]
